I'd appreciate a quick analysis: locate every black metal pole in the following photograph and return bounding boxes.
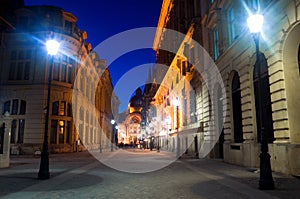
[176,105,180,159]
[253,33,275,190]
[111,122,114,152]
[38,55,53,180]
[157,136,160,152]
[99,115,102,153]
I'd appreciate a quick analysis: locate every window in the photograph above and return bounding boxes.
[9,50,31,81]
[3,99,26,115]
[18,16,29,29]
[12,99,18,115]
[228,7,236,44]
[10,119,26,144]
[53,63,60,81]
[232,72,243,143]
[80,71,85,91]
[52,101,59,115]
[0,123,4,154]
[3,99,26,144]
[67,103,72,117]
[80,107,84,120]
[17,119,25,143]
[298,44,300,74]
[68,64,73,83]
[190,89,197,124]
[52,101,67,116]
[252,0,259,11]
[248,0,272,12]
[50,118,71,144]
[86,111,89,124]
[86,79,91,99]
[52,55,73,83]
[10,120,17,144]
[59,101,66,116]
[20,100,26,115]
[3,101,10,114]
[213,29,219,60]
[66,121,71,144]
[64,20,73,34]
[59,120,65,144]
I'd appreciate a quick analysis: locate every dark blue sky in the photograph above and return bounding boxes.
[25,0,162,112]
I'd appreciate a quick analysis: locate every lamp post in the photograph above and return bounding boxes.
[38,39,60,180]
[111,119,115,152]
[247,13,275,190]
[174,98,180,158]
[166,117,171,151]
[115,125,118,147]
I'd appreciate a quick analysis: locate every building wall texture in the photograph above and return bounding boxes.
[154,0,300,175]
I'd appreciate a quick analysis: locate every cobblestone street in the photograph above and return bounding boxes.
[0,150,299,199]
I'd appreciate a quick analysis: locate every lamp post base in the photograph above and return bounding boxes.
[259,152,275,190]
[38,151,50,180]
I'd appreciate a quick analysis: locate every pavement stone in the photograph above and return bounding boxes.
[0,150,299,199]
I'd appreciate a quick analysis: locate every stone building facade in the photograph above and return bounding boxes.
[153,0,300,175]
[0,1,117,154]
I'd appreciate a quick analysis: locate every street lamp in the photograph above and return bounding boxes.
[111,119,115,152]
[38,39,60,180]
[174,98,180,158]
[247,13,275,190]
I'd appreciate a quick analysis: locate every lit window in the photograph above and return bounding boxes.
[59,101,66,116]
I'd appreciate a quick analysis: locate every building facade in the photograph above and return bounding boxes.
[0,2,117,154]
[153,0,300,175]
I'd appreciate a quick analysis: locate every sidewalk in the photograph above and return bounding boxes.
[181,158,300,199]
[0,151,299,198]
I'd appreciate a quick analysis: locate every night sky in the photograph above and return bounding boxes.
[24,0,163,112]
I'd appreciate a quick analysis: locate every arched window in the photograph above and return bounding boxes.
[232,72,243,143]
[80,107,84,121]
[298,44,300,74]
[253,53,274,143]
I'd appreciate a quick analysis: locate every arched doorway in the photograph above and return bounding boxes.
[282,23,300,143]
[232,71,243,143]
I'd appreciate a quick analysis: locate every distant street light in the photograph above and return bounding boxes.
[38,39,60,180]
[247,13,275,190]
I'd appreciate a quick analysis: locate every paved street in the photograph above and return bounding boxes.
[0,150,299,199]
